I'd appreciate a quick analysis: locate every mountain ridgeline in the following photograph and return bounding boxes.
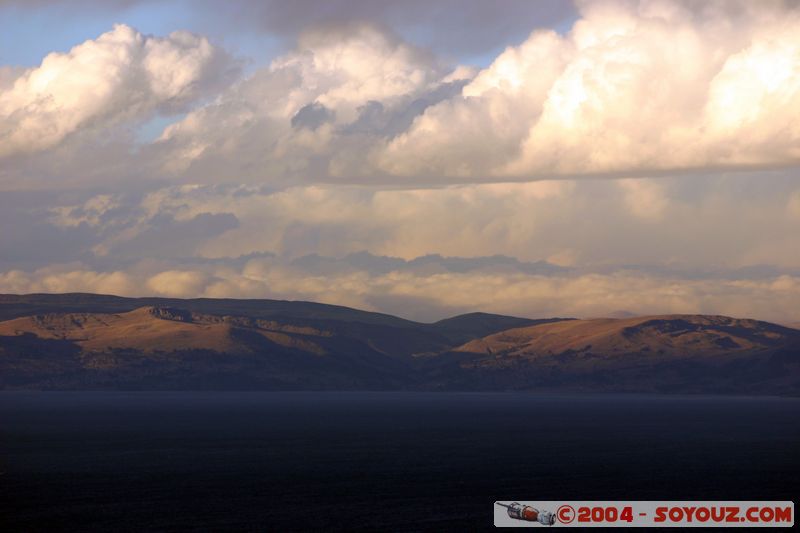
[1,294,798,395]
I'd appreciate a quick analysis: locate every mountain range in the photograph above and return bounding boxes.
[1,293,798,395]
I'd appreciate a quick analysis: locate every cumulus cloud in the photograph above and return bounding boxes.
[0,267,137,296]
[146,269,211,297]
[151,23,456,182]
[378,0,800,179]
[127,0,800,187]
[0,24,234,158]
[5,1,800,187]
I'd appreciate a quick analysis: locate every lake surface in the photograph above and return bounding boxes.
[2,392,798,531]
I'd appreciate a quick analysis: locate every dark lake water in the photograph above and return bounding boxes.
[2,392,798,531]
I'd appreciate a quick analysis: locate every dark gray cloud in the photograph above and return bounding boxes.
[344,79,469,138]
[197,0,577,57]
[0,192,97,270]
[291,103,335,131]
[1,0,576,58]
[102,212,240,262]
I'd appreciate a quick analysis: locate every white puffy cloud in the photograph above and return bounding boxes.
[146,270,211,297]
[0,24,233,158]
[378,0,800,180]
[0,267,137,296]
[6,1,800,187]
[277,25,442,121]
[152,23,451,181]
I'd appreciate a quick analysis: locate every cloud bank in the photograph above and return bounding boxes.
[3,1,800,187]
[2,172,799,322]
[379,1,800,179]
[3,256,799,323]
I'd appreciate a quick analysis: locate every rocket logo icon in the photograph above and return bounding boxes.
[496,502,556,526]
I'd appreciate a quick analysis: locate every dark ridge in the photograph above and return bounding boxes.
[0,293,422,327]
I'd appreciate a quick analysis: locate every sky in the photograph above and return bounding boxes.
[1,0,799,323]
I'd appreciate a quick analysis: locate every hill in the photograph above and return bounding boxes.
[0,293,415,327]
[0,295,798,394]
[455,315,793,358]
[441,315,800,395]
[0,295,544,390]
